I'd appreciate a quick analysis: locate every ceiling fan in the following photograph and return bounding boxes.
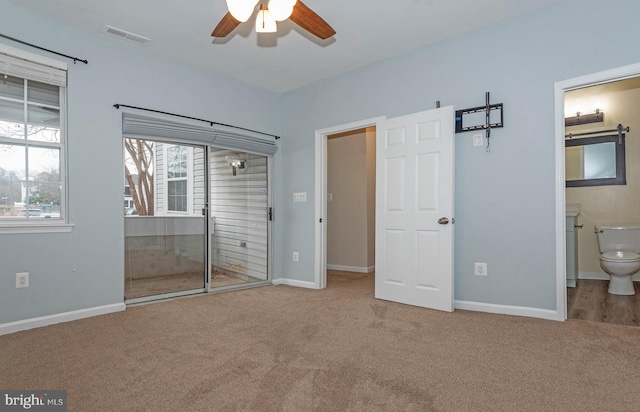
[211,0,336,40]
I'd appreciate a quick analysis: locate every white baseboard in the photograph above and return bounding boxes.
[0,303,126,336]
[579,271,640,281]
[272,278,319,289]
[326,264,375,273]
[454,300,562,322]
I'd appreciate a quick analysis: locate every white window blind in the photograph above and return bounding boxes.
[122,113,278,156]
[0,44,67,87]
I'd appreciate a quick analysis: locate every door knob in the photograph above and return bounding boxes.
[438,217,449,225]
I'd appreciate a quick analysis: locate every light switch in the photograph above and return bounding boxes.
[328,193,333,201]
[293,192,307,202]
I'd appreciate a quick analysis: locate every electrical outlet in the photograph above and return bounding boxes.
[327,193,333,202]
[474,263,487,276]
[473,134,483,146]
[292,252,299,262]
[240,241,247,248]
[16,272,29,288]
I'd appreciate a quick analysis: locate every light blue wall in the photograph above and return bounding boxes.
[0,0,281,324]
[279,0,640,310]
[3,0,640,325]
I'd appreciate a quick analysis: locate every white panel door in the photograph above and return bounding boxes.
[375,106,455,312]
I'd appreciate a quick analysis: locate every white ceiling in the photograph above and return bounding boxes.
[6,0,563,93]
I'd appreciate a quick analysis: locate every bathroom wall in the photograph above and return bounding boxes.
[327,128,375,271]
[565,77,640,278]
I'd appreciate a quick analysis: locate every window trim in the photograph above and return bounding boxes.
[0,44,69,233]
[163,144,193,215]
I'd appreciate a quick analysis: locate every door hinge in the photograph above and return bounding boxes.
[268,207,273,221]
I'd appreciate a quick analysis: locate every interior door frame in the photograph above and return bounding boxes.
[554,61,640,321]
[314,116,386,289]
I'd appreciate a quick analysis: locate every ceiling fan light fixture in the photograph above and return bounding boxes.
[256,4,277,33]
[268,0,296,21]
[226,0,258,23]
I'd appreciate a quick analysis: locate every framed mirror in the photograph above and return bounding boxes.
[565,134,626,187]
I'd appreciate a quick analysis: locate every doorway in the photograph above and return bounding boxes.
[325,128,376,284]
[315,117,384,290]
[555,62,640,323]
[562,76,640,326]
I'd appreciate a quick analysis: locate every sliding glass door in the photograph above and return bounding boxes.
[124,139,207,300]
[123,136,272,302]
[209,149,270,289]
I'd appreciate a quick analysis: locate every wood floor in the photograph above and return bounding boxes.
[567,279,640,326]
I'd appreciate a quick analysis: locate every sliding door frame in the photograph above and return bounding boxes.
[122,112,276,304]
[206,154,273,293]
[124,140,209,305]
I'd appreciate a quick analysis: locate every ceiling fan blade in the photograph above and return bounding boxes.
[211,12,241,37]
[289,1,336,40]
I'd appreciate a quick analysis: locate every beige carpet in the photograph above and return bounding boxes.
[2,271,640,411]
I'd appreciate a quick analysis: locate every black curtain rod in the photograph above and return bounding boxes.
[113,103,281,140]
[0,33,88,65]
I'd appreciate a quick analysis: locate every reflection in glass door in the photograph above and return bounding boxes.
[124,139,207,301]
[209,149,269,289]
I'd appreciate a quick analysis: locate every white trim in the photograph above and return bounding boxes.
[554,79,568,321]
[314,116,385,290]
[579,271,640,281]
[0,223,74,235]
[162,144,193,214]
[554,61,640,323]
[327,264,374,273]
[272,278,319,289]
[0,43,67,70]
[314,130,326,289]
[455,300,562,322]
[0,303,125,336]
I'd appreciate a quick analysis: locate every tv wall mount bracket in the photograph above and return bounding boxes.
[455,92,504,152]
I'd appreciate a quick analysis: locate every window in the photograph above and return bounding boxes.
[0,45,67,227]
[166,145,188,212]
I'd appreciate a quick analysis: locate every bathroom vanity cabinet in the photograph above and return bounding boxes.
[566,205,581,288]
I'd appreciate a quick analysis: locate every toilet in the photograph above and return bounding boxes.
[595,225,640,295]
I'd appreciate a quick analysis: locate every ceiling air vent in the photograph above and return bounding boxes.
[104,25,150,45]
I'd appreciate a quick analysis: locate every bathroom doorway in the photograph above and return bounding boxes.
[562,75,640,326]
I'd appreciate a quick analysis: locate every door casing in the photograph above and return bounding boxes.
[314,117,385,289]
[554,61,640,321]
